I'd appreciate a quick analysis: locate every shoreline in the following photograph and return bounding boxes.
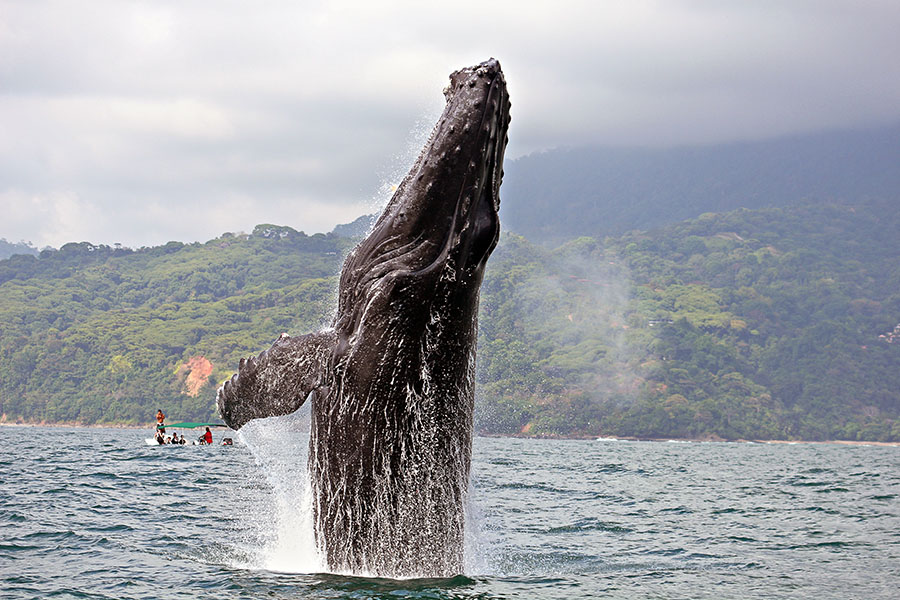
[0,421,152,429]
[530,433,899,447]
[562,434,898,447]
[752,438,900,448]
[2,422,897,447]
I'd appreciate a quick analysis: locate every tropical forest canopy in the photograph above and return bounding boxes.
[1,199,898,441]
[0,226,348,426]
[2,126,899,441]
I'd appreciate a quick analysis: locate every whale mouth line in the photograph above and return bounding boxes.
[408,71,505,280]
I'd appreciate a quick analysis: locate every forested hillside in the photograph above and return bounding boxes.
[0,226,349,424]
[1,202,899,441]
[478,199,900,441]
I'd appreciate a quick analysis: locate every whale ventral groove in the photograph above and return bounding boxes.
[216,58,510,578]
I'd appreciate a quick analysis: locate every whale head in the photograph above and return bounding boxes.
[335,58,511,341]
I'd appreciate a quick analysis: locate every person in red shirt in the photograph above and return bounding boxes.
[203,427,213,445]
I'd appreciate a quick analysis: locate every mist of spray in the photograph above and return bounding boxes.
[232,402,325,573]
[548,242,638,401]
[364,106,445,223]
[476,236,639,437]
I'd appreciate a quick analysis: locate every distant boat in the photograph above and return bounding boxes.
[144,422,229,446]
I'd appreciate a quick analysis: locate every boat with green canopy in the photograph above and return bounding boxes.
[156,422,227,430]
[145,421,231,446]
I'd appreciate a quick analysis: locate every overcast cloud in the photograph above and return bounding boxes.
[2,0,899,248]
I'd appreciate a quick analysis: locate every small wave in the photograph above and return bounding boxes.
[659,505,692,515]
[85,524,134,533]
[544,518,633,534]
[492,549,605,576]
[763,540,866,551]
[849,471,880,478]
[642,547,687,559]
[497,482,567,494]
[44,587,117,599]
[0,542,43,552]
[712,507,742,515]
[22,530,79,541]
[1,512,27,523]
[580,490,630,503]
[802,506,840,514]
[594,463,629,474]
[81,471,127,480]
[783,478,835,488]
[870,494,897,501]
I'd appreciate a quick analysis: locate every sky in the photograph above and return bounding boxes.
[2,0,899,249]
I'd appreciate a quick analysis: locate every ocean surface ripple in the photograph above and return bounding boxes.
[1,426,898,599]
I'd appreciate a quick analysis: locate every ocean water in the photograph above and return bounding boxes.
[1,423,898,599]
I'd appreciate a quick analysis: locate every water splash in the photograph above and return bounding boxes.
[366,105,444,218]
[234,402,325,573]
[463,478,497,575]
[221,400,499,578]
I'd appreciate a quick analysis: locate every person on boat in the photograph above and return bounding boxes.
[171,431,179,444]
[203,427,213,445]
[156,409,166,433]
[155,429,165,445]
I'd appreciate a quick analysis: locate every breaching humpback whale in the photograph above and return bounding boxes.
[217,58,510,578]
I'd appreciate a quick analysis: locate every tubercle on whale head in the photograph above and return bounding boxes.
[335,58,511,335]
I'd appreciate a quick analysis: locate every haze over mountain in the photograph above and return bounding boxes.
[500,123,900,243]
[0,240,39,261]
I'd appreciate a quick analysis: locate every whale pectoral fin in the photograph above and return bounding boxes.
[216,330,336,430]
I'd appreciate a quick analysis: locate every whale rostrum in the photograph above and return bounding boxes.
[217,58,510,578]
